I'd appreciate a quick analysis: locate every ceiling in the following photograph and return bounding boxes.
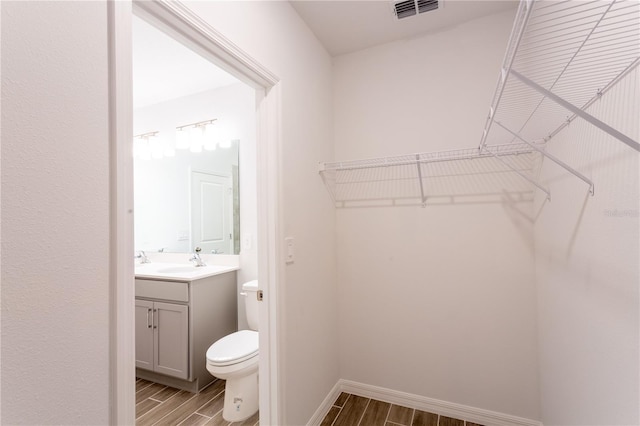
[290,0,518,57]
[131,1,518,106]
[132,16,239,109]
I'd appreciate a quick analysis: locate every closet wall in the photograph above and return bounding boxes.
[182,2,339,425]
[333,10,540,420]
[534,68,639,425]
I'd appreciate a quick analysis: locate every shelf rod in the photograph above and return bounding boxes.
[482,145,551,201]
[495,121,594,195]
[510,69,640,152]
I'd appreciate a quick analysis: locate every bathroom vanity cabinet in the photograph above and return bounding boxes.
[135,299,189,378]
[134,270,237,392]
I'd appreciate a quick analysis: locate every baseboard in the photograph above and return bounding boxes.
[309,379,542,426]
[306,380,343,426]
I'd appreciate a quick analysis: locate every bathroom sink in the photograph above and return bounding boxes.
[156,266,199,274]
[135,262,239,280]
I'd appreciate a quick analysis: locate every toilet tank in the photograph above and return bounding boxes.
[242,280,259,331]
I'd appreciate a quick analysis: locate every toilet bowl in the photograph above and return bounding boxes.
[206,280,259,422]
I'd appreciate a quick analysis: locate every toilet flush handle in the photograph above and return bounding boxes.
[240,292,247,297]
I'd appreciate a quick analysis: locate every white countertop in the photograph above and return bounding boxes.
[135,262,239,281]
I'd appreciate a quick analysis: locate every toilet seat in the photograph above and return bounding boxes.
[206,330,258,366]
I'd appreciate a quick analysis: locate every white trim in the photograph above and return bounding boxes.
[309,379,543,426]
[111,1,282,424]
[255,82,284,424]
[108,1,136,424]
[133,0,278,89]
[306,381,342,426]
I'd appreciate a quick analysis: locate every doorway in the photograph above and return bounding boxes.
[109,1,282,424]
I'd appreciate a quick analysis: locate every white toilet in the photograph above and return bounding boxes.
[206,280,259,422]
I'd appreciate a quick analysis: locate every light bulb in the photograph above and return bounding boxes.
[189,126,204,153]
[175,128,190,150]
[204,123,217,150]
[163,134,176,157]
[149,134,164,159]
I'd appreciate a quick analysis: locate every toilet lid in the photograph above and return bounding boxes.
[207,330,259,366]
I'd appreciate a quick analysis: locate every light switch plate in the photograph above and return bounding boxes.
[285,237,294,264]
[243,233,253,250]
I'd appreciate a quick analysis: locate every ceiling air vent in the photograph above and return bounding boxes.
[394,0,417,19]
[417,0,438,14]
[393,0,438,20]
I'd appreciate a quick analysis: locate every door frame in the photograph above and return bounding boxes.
[108,1,283,424]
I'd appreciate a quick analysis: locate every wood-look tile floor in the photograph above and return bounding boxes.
[136,378,259,426]
[320,393,484,426]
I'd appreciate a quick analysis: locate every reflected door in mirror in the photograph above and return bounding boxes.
[191,171,232,254]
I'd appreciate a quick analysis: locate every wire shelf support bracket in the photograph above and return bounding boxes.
[481,144,551,201]
[493,120,595,195]
[415,154,428,206]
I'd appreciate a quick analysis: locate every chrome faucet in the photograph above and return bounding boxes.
[189,247,206,267]
[135,250,150,264]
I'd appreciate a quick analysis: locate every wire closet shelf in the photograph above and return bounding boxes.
[319,0,640,207]
[319,143,542,207]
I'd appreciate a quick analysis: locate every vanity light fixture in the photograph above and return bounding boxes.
[189,126,204,153]
[133,131,160,160]
[203,122,217,151]
[175,118,218,152]
[149,133,164,160]
[175,127,190,150]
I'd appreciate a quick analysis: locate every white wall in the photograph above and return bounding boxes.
[1,2,111,424]
[182,2,338,425]
[533,68,639,425]
[333,10,541,420]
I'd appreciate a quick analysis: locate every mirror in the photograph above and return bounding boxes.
[133,15,249,255]
[133,137,240,255]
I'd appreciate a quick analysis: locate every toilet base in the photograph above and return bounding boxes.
[222,372,259,422]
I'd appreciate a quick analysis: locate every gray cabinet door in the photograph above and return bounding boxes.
[135,299,154,370]
[153,301,189,379]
